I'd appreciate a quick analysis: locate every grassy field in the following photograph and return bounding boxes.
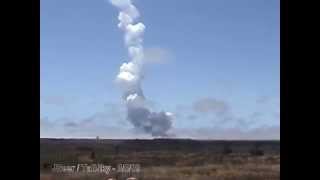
[40,138,280,180]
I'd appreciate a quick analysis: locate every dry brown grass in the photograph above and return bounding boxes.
[40,160,280,180]
[40,173,109,180]
[40,139,280,180]
[141,163,279,180]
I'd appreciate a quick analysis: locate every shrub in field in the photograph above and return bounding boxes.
[222,144,233,155]
[42,162,51,170]
[90,151,96,160]
[250,143,264,156]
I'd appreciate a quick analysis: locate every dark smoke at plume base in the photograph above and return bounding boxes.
[127,105,172,137]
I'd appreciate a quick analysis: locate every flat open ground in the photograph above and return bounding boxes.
[40,138,280,180]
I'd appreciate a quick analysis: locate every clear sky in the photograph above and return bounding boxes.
[40,0,279,139]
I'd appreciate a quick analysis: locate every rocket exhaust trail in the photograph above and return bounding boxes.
[109,0,173,137]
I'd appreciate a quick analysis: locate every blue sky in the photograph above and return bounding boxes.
[40,0,279,139]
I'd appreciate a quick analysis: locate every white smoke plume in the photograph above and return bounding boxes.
[109,0,173,137]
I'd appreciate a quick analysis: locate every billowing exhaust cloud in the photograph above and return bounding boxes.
[109,0,173,137]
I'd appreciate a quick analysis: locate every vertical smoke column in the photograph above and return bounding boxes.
[109,0,173,137]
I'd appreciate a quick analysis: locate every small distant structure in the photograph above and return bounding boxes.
[96,136,100,143]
